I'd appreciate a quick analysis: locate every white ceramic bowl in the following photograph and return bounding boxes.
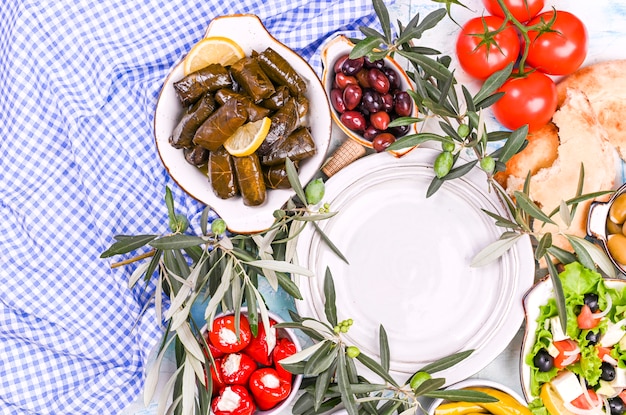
[154,14,332,234]
[587,182,626,274]
[202,308,303,415]
[427,378,528,415]
[320,35,418,157]
[520,276,626,402]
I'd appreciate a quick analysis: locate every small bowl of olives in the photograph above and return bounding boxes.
[587,183,626,274]
[320,35,418,155]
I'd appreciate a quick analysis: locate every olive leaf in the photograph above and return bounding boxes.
[324,267,338,327]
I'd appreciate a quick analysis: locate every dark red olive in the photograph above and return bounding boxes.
[363,125,380,141]
[340,111,367,132]
[364,56,385,69]
[330,88,346,113]
[380,93,394,112]
[355,69,371,88]
[342,84,362,111]
[383,67,401,90]
[372,133,396,152]
[342,56,364,76]
[367,68,390,94]
[361,89,383,113]
[388,123,410,138]
[335,72,358,89]
[370,111,390,131]
[334,54,350,74]
[394,91,413,117]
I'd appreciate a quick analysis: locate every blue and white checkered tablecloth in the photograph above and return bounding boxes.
[0,1,381,413]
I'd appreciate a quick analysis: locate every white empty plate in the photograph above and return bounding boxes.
[295,147,535,385]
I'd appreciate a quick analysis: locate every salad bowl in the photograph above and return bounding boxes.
[521,263,626,414]
[153,14,332,234]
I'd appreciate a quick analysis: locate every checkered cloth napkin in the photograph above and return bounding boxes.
[0,1,381,413]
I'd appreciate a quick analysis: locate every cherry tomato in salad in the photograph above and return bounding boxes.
[456,16,521,80]
[525,10,588,76]
[577,304,601,330]
[571,389,601,410]
[482,0,544,23]
[553,339,580,369]
[492,69,557,131]
[597,346,612,361]
[208,315,252,354]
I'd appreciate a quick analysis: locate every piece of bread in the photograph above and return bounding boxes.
[504,88,617,254]
[494,122,559,188]
[556,60,626,161]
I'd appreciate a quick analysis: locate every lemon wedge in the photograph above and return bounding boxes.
[183,36,245,75]
[223,117,272,157]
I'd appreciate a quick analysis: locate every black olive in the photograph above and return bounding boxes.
[601,361,617,381]
[533,348,554,372]
[584,293,600,312]
[609,396,626,415]
[586,330,600,345]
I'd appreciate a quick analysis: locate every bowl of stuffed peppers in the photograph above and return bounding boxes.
[202,308,302,415]
[154,14,332,234]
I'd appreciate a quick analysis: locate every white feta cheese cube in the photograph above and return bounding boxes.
[550,316,569,341]
[610,367,626,389]
[552,371,584,404]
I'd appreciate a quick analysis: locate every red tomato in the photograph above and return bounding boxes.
[571,390,600,410]
[525,10,587,76]
[577,304,600,330]
[482,0,544,23]
[492,70,557,131]
[456,16,521,80]
[597,346,612,361]
[208,315,252,354]
[553,339,580,369]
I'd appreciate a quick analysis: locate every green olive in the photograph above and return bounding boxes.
[480,156,495,174]
[170,214,189,233]
[441,138,455,153]
[409,371,432,390]
[305,178,325,205]
[434,151,453,179]
[609,193,626,225]
[607,233,626,265]
[457,123,470,138]
[211,218,227,235]
[607,218,623,235]
[346,346,360,359]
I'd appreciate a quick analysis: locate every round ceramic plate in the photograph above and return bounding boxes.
[153,14,332,234]
[295,148,535,385]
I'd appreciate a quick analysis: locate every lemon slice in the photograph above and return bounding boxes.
[183,36,245,75]
[224,117,272,157]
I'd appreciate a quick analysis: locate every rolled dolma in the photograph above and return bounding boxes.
[261,127,316,166]
[193,99,248,151]
[230,56,275,102]
[209,147,239,199]
[173,63,232,106]
[260,85,290,111]
[233,153,266,206]
[256,47,307,96]
[295,94,309,120]
[170,93,216,149]
[263,163,293,189]
[214,88,270,122]
[183,145,210,167]
[257,97,299,156]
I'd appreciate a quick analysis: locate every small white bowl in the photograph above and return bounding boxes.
[427,378,528,415]
[203,308,303,415]
[154,14,332,234]
[320,35,418,157]
[587,182,626,274]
